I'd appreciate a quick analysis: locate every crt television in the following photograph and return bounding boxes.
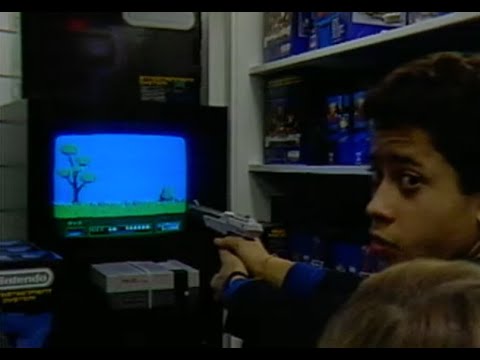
[0,99,227,256]
[53,133,187,239]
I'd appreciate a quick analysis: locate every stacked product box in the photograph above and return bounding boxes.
[329,241,365,274]
[264,75,308,164]
[263,12,313,62]
[0,240,63,348]
[263,12,450,58]
[351,91,372,165]
[325,94,352,165]
[312,12,407,49]
[263,74,328,165]
[324,90,372,165]
[287,229,369,274]
[260,222,289,260]
[263,76,372,165]
[407,12,451,24]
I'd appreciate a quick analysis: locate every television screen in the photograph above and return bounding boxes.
[53,133,187,238]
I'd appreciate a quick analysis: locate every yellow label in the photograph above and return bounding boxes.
[268,76,302,88]
[139,76,195,86]
[0,288,52,304]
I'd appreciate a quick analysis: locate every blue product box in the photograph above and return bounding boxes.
[312,12,337,49]
[351,91,372,165]
[0,240,62,348]
[314,12,407,49]
[407,12,451,25]
[263,12,313,62]
[288,230,317,263]
[350,131,371,165]
[325,94,351,165]
[309,26,318,51]
[310,235,328,268]
[352,91,368,130]
[264,76,307,164]
[261,223,289,259]
[330,242,364,274]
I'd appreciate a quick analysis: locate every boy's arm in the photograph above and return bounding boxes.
[222,265,363,347]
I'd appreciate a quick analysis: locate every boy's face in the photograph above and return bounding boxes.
[367,127,480,264]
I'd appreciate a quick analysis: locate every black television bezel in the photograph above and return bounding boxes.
[27,99,228,262]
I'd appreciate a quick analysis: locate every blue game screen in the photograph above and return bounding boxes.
[53,134,187,238]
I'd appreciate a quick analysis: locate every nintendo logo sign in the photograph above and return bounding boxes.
[0,268,54,290]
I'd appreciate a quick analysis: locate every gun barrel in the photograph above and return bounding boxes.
[189,201,263,239]
[189,203,223,217]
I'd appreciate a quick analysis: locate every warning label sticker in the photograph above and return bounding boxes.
[139,76,196,103]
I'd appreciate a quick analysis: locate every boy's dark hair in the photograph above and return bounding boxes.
[364,52,480,194]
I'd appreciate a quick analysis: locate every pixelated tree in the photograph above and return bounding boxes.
[57,144,96,204]
[159,187,175,202]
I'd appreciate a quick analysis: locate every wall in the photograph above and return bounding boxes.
[0,12,25,241]
[229,13,267,219]
[0,12,21,106]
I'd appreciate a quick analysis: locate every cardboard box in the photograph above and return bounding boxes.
[0,240,62,348]
[260,223,289,259]
[325,94,352,165]
[351,91,372,165]
[407,12,451,25]
[263,12,312,62]
[0,240,62,312]
[264,76,306,164]
[313,12,407,49]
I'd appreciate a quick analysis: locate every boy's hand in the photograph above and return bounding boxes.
[210,249,248,301]
[214,236,273,279]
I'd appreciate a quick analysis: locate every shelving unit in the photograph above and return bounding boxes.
[249,164,371,176]
[228,12,480,222]
[249,12,480,76]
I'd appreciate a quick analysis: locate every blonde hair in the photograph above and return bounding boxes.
[318,258,480,348]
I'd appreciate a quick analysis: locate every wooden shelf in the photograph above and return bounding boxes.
[250,12,480,76]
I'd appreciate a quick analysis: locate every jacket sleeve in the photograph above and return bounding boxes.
[223,278,287,344]
[223,263,328,301]
[223,263,362,347]
[281,263,327,298]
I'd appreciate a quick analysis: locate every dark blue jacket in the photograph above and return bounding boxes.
[223,262,362,347]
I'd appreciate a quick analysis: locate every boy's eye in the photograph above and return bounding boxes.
[369,167,381,187]
[399,173,422,189]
